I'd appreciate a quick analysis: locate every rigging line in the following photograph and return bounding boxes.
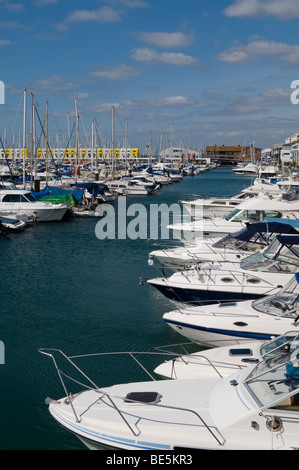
[93,120,103,148]
[34,105,58,173]
[0,135,13,177]
[56,120,76,171]
[78,112,90,148]
[7,92,24,149]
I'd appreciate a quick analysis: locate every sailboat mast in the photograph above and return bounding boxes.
[30,93,34,188]
[75,97,79,182]
[112,105,115,179]
[23,88,27,189]
[125,120,128,174]
[45,101,49,186]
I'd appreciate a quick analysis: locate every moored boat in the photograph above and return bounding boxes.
[40,332,299,450]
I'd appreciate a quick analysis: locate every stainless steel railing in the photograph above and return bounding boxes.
[39,347,227,446]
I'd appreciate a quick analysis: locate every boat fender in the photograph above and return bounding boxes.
[45,397,60,405]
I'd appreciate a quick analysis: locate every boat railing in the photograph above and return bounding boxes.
[39,348,226,446]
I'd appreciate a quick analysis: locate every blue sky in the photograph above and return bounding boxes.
[1,0,299,152]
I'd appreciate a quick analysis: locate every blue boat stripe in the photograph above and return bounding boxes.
[50,407,171,450]
[164,318,276,341]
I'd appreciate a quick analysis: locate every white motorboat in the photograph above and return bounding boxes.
[0,214,26,232]
[106,179,157,195]
[149,220,299,269]
[0,190,69,222]
[154,331,298,380]
[147,234,299,305]
[127,176,160,192]
[257,165,280,179]
[162,273,299,347]
[168,196,299,241]
[40,333,299,450]
[180,182,283,220]
[233,162,258,175]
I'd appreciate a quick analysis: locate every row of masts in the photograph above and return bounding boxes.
[13,90,126,186]
[2,89,199,188]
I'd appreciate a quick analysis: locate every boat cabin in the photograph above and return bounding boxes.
[0,190,38,203]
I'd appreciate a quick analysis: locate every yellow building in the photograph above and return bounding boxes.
[0,147,140,161]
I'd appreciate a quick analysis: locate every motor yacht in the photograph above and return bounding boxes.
[180,182,283,220]
[0,190,69,222]
[154,331,298,380]
[168,196,299,241]
[233,162,258,175]
[147,234,299,305]
[106,179,157,196]
[40,332,299,450]
[162,273,299,347]
[149,220,299,270]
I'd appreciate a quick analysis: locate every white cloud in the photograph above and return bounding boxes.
[107,0,150,8]
[33,0,58,5]
[212,88,291,116]
[90,64,141,80]
[219,39,299,65]
[55,6,122,30]
[152,96,202,107]
[132,47,198,66]
[224,0,299,20]
[64,7,122,24]
[136,32,193,49]
[0,0,23,12]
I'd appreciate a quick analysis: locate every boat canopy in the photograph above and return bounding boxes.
[265,217,299,228]
[213,221,299,251]
[73,182,110,196]
[32,186,84,204]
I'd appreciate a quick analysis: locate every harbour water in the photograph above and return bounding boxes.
[0,168,253,450]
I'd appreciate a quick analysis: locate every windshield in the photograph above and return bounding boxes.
[260,332,299,358]
[225,209,281,223]
[214,231,278,253]
[24,193,37,202]
[240,238,299,272]
[252,276,299,316]
[245,336,299,408]
[240,251,296,272]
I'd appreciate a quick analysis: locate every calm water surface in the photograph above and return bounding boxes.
[0,168,252,450]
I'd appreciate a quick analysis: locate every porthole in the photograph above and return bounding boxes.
[247,278,261,284]
[233,322,248,327]
[221,277,234,283]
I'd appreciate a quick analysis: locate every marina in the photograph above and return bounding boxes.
[3,0,299,453]
[1,164,299,450]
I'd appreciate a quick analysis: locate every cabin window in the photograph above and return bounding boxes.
[24,193,37,202]
[2,194,21,202]
[229,348,253,356]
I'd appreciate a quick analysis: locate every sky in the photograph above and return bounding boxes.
[1,0,299,153]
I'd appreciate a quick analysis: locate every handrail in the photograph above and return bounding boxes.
[39,348,226,446]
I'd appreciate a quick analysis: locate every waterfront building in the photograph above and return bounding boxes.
[205,144,261,165]
[0,147,140,163]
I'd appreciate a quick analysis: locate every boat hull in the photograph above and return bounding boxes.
[0,206,68,222]
[149,281,264,305]
[163,315,276,347]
